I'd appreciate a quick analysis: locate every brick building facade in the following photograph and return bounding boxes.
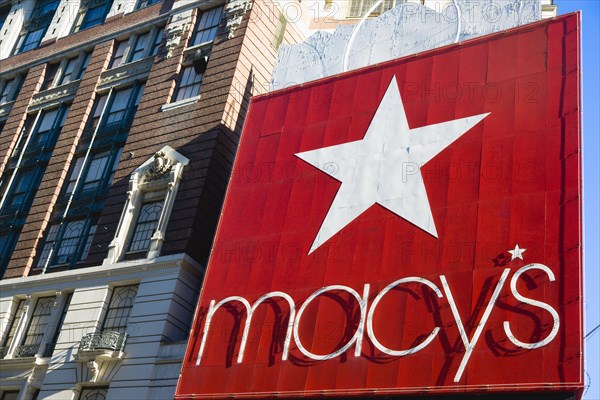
[0,0,303,398]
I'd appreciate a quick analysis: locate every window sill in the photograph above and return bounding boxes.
[160,95,200,112]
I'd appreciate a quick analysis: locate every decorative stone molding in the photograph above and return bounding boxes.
[103,146,190,264]
[164,8,194,58]
[224,0,252,39]
[97,57,154,92]
[29,81,80,112]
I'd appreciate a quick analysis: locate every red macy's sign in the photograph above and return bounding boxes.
[177,12,583,399]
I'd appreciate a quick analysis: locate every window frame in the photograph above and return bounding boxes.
[101,285,139,334]
[13,0,60,55]
[35,218,98,269]
[15,296,55,358]
[127,201,164,254]
[173,65,203,103]
[0,75,23,105]
[78,386,109,400]
[41,52,93,91]
[75,0,115,32]
[0,299,25,357]
[347,0,398,18]
[136,0,161,10]
[190,6,224,47]
[108,28,164,70]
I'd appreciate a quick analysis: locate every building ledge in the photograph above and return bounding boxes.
[97,56,154,92]
[0,253,203,291]
[161,95,201,112]
[29,80,80,112]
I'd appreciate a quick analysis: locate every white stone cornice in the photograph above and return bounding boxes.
[0,254,203,295]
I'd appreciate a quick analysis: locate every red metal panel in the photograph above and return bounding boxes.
[177,12,583,398]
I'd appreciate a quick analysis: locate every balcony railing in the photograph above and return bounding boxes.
[78,331,127,353]
[13,344,40,358]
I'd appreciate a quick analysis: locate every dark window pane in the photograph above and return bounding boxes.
[191,7,223,46]
[80,1,114,30]
[42,63,60,90]
[78,387,108,400]
[102,285,138,333]
[110,40,127,69]
[128,202,163,252]
[55,220,86,264]
[1,300,25,349]
[36,224,59,268]
[19,28,45,52]
[174,66,202,102]
[21,296,55,350]
[130,32,150,62]
[59,57,79,85]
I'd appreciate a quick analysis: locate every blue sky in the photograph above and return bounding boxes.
[556,1,600,399]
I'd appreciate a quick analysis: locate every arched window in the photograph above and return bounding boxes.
[101,285,139,334]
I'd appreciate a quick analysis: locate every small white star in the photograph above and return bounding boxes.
[508,244,526,261]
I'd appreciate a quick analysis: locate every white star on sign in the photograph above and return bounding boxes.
[296,76,490,254]
[508,244,527,261]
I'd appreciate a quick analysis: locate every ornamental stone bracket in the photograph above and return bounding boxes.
[74,331,126,383]
[29,80,80,112]
[225,0,253,39]
[97,57,154,92]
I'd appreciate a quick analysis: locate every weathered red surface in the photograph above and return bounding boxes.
[177,12,582,398]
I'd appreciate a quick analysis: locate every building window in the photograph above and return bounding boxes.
[137,0,161,9]
[58,56,79,85]
[42,63,60,90]
[15,296,55,358]
[41,52,92,91]
[110,40,128,68]
[102,285,138,333]
[104,147,189,264]
[36,219,97,268]
[13,0,60,54]
[76,0,114,31]
[31,107,69,148]
[168,7,222,105]
[0,299,25,359]
[44,293,72,357]
[129,31,150,62]
[190,7,223,47]
[78,387,108,400]
[70,148,122,195]
[109,28,163,69]
[0,75,23,104]
[0,391,20,400]
[174,66,203,102]
[0,5,10,30]
[3,170,35,210]
[348,0,398,17]
[128,202,163,253]
[88,83,144,133]
[272,13,287,50]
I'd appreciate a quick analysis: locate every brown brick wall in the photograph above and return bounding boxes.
[2,0,306,278]
[3,40,112,278]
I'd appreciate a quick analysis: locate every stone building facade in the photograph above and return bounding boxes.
[0,0,303,398]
